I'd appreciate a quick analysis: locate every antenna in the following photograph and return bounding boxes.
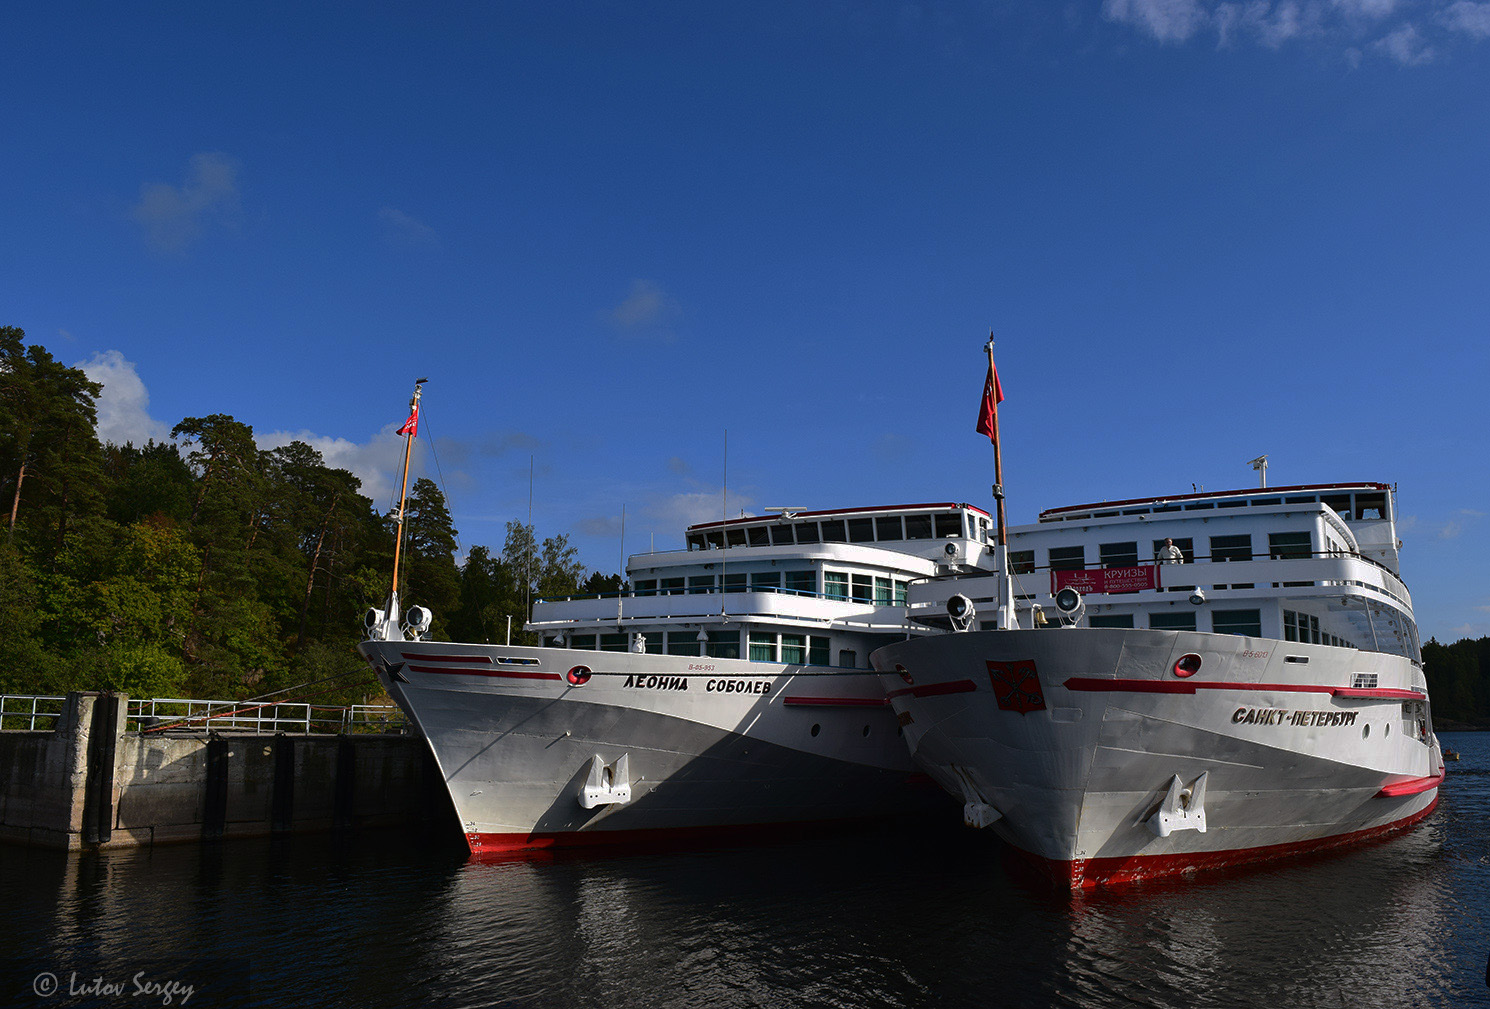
[1248,455,1269,488]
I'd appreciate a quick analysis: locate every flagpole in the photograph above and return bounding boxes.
[982,335,1016,630]
[985,335,1007,552]
[390,379,426,601]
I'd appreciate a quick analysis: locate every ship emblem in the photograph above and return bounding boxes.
[987,659,1045,713]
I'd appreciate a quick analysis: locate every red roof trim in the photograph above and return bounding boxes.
[1039,483,1391,520]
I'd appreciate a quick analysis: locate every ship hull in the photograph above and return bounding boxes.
[871,628,1442,889]
[360,641,943,855]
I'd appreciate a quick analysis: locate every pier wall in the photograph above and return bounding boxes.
[0,692,450,850]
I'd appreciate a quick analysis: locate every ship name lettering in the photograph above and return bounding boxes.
[706,679,771,695]
[623,674,689,691]
[1232,706,1358,727]
[1231,707,1286,725]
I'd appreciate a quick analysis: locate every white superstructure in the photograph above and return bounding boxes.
[361,503,986,854]
[872,482,1441,888]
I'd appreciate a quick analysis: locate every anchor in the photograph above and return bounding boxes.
[579,753,632,809]
[1148,771,1208,837]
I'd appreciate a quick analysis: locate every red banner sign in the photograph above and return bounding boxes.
[1051,565,1158,595]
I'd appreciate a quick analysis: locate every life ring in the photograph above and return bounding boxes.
[1173,653,1202,678]
[566,665,592,686]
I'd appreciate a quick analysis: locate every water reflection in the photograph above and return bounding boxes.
[1,734,1487,1008]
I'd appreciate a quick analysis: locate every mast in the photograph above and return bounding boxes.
[389,378,427,601]
[980,336,1017,631]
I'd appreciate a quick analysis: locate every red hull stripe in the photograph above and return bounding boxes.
[407,664,562,681]
[1063,677,1424,700]
[1026,794,1440,890]
[464,815,911,857]
[887,679,979,700]
[401,652,492,664]
[1376,770,1446,797]
[781,696,888,707]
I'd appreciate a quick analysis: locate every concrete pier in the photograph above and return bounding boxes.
[0,692,452,850]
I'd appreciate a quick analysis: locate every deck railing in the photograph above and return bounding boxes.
[0,695,407,734]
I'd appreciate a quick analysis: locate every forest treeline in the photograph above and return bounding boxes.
[1422,637,1490,727]
[0,327,619,704]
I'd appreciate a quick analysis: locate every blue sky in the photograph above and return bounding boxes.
[3,2,1488,642]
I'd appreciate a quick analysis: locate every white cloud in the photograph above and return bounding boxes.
[1372,21,1436,61]
[1440,0,1490,36]
[605,279,683,338]
[378,207,441,248]
[76,350,174,446]
[256,425,412,507]
[1104,0,1210,41]
[131,152,240,252]
[644,489,756,531]
[1334,0,1397,18]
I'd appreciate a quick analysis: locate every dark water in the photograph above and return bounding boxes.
[3,732,1488,1009]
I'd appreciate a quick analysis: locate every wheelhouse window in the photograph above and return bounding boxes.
[796,522,820,544]
[747,526,770,546]
[935,513,963,538]
[726,527,747,547]
[905,514,933,539]
[1212,609,1263,637]
[704,530,725,549]
[1210,535,1252,562]
[1049,546,1085,571]
[876,516,903,541]
[1150,612,1197,632]
[785,570,815,594]
[824,571,848,600]
[1269,532,1311,560]
[848,518,875,543]
[1100,542,1138,568]
[770,524,796,546]
[820,520,847,543]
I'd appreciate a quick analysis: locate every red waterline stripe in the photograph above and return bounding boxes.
[1063,677,1424,700]
[781,696,888,708]
[1021,794,1440,890]
[407,664,562,681]
[1376,770,1445,797]
[465,814,915,858]
[886,679,979,700]
[401,652,492,664]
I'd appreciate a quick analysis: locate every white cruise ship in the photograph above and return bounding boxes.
[360,503,984,854]
[872,482,1442,888]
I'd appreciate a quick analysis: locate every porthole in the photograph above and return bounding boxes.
[1386,723,1391,737]
[862,725,870,737]
[895,664,914,685]
[810,723,821,737]
[1363,723,1371,739]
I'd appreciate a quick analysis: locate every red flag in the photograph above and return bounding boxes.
[397,404,419,437]
[974,359,1004,442]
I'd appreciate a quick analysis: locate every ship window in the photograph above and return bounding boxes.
[796,522,820,544]
[660,577,684,595]
[1219,500,1247,508]
[876,516,904,541]
[1321,494,1351,515]
[1252,498,1281,506]
[726,527,747,547]
[600,633,628,652]
[905,514,933,539]
[808,636,830,666]
[1010,550,1035,574]
[642,632,662,653]
[688,575,714,594]
[750,572,780,592]
[851,575,873,602]
[570,634,596,650]
[1184,502,1214,511]
[1284,495,1315,504]
[935,513,963,538]
[874,577,892,605]
[704,530,724,549]
[749,632,778,662]
[1284,609,1300,642]
[1210,535,1252,562]
[781,634,806,664]
[1100,542,1138,568]
[723,573,746,593]
[894,580,908,606]
[1212,609,1262,637]
[1310,614,1321,644]
[1356,493,1386,520]
[1269,532,1311,559]
[770,524,796,546]
[1151,537,1194,563]
[1089,615,1134,628]
[665,632,701,656]
[820,520,847,543]
[747,526,770,546]
[687,533,706,550]
[706,630,740,659]
[1049,546,1085,572]
[635,579,657,596]
[824,571,848,600]
[1150,612,1197,632]
[785,570,815,594]
[848,518,875,543]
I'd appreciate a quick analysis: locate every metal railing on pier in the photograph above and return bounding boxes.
[0,695,407,735]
